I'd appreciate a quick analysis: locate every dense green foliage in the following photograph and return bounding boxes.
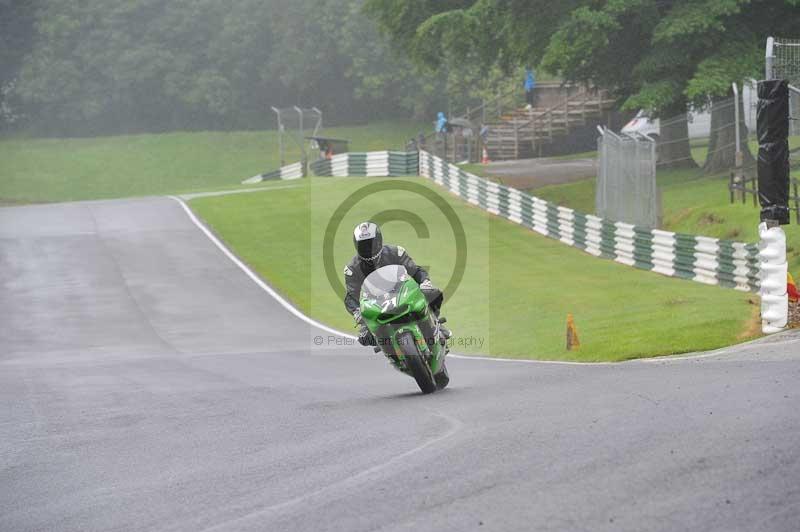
[1,0,460,136]
[367,0,799,169]
[4,0,799,142]
[368,0,798,114]
[0,0,37,126]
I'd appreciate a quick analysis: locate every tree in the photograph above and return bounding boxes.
[0,0,38,127]
[10,0,451,135]
[15,0,237,134]
[679,1,798,173]
[540,0,701,168]
[686,41,761,173]
[367,0,701,166]
[337,1,445,121]
[366,0,800,170]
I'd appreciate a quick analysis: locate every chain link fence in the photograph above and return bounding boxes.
[767,37,800,136]
[596,128,658,228]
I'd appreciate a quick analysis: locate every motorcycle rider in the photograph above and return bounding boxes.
[344,221,450,347]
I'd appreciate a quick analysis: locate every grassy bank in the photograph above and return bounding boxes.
[189,177,758,361]
[534,140,800,272]
[0,121,425,203]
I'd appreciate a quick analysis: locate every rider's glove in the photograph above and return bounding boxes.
[420,279,435,291]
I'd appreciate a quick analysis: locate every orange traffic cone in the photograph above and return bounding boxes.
[566,314,581,351]
[789,273,799,302]
[481,146,490,165]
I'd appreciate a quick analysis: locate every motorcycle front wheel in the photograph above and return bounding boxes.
[397,331,437,394]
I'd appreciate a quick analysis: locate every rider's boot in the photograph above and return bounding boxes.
[436,317,451,355]
[438,316,452,340]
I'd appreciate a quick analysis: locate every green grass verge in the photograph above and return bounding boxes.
[189,177,758,362]
[535,139,800,272]
[0,121,425,203]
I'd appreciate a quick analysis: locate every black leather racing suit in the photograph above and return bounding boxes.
[344,245,445,350]
[344,245,430,316]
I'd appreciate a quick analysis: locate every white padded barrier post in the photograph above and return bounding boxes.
[759,222,788,333]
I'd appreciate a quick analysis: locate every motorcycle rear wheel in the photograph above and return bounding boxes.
[397,332,437,394]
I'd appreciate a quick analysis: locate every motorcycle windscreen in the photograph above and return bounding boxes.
[361,264,408,300]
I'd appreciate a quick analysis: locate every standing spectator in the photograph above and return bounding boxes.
[524,67,537,110]
[479,124,489,143]
[435,112,450,159]
[435,112,448,133]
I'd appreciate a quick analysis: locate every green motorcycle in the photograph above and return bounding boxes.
[359,265,450,394]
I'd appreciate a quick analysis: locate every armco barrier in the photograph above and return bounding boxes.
[418,150,761,292]
[311,151,419,177]
[242,161,305,184]
[242,150,761,292]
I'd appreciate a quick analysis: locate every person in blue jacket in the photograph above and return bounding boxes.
[524,68,537,109]
[435,111,448,133]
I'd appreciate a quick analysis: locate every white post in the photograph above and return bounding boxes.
[732,82,741,159]
[732,83,743,198]
[759,222,788,333]
[595,127,605,217]
[765,37,775,80]
[271,106,284,167]
[294,106,306,162]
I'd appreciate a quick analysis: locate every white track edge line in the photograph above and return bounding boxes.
[169,195,357,340]
[169,194,796,366]
[178,183,305,200]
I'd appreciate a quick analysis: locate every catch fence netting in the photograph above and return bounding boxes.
[597,96,750,228]
[653,96,750,169]
[597,88,800,227]
[596,129,658,228]
[647,93,800,176]
[770,37,800,83]
[768,37,800,136]
[271,106,323,164]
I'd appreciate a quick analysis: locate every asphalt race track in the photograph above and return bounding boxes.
[2,197,799,532]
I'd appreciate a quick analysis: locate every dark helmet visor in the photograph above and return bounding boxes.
[357,237,381,260]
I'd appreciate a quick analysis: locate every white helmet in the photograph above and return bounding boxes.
[353,221,383,262]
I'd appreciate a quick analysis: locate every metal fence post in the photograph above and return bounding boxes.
[733,83,743,191]
[765,36,775,80]
[271,106,284,167]
[729,172,734,204]
[293,106,305,161]
[795,179,800,223]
